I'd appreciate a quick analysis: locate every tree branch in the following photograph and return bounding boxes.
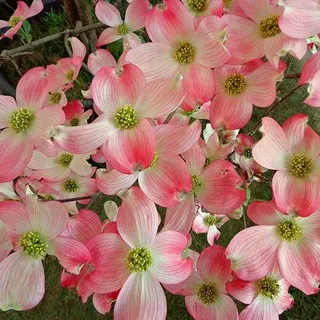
[1,22,104,57]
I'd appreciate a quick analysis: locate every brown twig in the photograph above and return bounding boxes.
[40,195,93,203]
[250,84,303,135]
[1,22,104,57]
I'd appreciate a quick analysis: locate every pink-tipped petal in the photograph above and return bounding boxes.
[195,16,231,68]
[163,194,195,235]
[0,129,33,183]
[272,171,320,217]
[85,233,130,293]
[114,272,167,320]
[93,292,117,314]
[298,210,320,243]
[226,226,281,281]
[252,117,288,170]
[125,0,149,31]
[150,231,193,284]
[117,186,158,247]
[186,293,239,320]
[104,120,155,174]
[135,78,184,119]
[0,201,30,239]
[155,121,201,155]
[0,251,45,311]
[92,64,145,114]
[126,43,179,81]
[279,0,320,39]
[69,37,86,59]
[207,225,221,245]
[16,66,56,111]
[247,200,284,226]
[88,49,117,75]
[198,245,232,288]
[210,94,253,130]
[96,169,138,195]
[54,116,115,154]
[27,0,44,18]
[0,221,12,262]
[96,27,122,47]
[26,195,69,239]
[28,107,65,157]
[239,295,279,320]
[278,238,320,295]
[197,160,246,214]
[61,209,102,244]
[49,236,92,274]
[183,143,206,175]
[95,0,122,26]
[0,95,17,128]
[226,278,257,304]
[139,155,192,207]
[146,0,194,45]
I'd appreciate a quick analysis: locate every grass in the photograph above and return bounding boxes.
[1,1,320,320]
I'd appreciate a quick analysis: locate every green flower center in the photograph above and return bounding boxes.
[223,0,232,8]
[114,105,138,129]
[70,118,80,126]
[127,247,153,272]
[63,179,79,193]
[10,107,35,133]
[174,41,195,64]
[58,153,73,167]
[66,70,74,81]
[204,215,218,227]
[289,154,312,178]
[257,277,280,299]
[225,73,246,96]
[197,283,217,304]
[50,92,62,104]
[149,153,159,168]
[187,0,207,12]
[277,220,303,242]
[9,16,21,27]
[117,23,129,36]
[259,15,280,38]
[192,174,202,192]
[42,194,55,201]
[243,148,253,159]
[20,231,47,260]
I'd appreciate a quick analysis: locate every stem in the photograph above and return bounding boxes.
[243,211,247,229]
[250,85,302,135]
[40,195,92,203]
[284,73,301,79]
[1,22,104,57]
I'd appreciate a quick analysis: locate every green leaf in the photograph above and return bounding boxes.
[25,33,32,43]
[22,20,31,34]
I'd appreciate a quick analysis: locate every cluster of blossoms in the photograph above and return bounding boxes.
[0,0,320,319]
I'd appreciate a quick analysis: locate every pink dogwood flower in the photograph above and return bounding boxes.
[299,51,320,107]
[0,67,65,182]
[0,193,92,310]
[183,0,224,23]
[63,100,93,126]
[165,245,239,320]
[234,134,265,174]
[95,0,150,47]
[227,263,293,320]
[126,0,230,81]
[163,143,245,234]
[226,199,320,295]
[224,0,307,67]
[27,147,94,182]
[252,114,320,217]
[0,221,12,263]
[192,208,229,245]
[96,121,201,207]
[54,64,184,174]
[210,61,284,130]
[0,0,43,39]
[79,187,193,319]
